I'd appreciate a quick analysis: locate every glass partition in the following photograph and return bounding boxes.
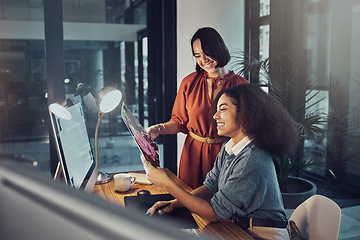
[0,0,49,174]
[0,0,157,176]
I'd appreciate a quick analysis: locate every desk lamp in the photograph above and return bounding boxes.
[94,87,122,184]
[49,103,72,120]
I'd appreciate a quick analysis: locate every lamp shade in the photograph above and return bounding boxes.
[95,87,122,113]
[49,103,72,120]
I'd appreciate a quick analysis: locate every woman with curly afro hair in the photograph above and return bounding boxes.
[142,84,299,240]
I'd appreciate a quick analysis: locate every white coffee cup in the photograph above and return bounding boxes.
[114,173,136,192]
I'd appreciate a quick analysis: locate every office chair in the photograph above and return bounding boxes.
[290,194,341,240]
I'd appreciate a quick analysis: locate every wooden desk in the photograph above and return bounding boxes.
[92,169,254,240]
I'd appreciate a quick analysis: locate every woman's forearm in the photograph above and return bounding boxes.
[160,120,182,135]
[164,182,220,222]
[147,120,182,139]
[190,185,215,202]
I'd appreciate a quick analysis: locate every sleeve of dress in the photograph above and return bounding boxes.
[170,75,194,134]
[235,75,250,85]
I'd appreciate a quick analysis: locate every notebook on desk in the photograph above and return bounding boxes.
[124,194,198,229]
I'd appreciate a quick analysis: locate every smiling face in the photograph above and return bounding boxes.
[213,94,246,144]
[192,39,219,77]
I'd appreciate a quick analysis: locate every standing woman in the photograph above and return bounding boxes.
[143,84,299,240]
[147,27,248,189]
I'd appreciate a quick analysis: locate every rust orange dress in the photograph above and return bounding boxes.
[171,70,249,189]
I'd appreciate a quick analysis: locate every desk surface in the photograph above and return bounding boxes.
[92,169,254,240]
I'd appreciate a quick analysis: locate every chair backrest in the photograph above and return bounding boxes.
[290,194,341,240]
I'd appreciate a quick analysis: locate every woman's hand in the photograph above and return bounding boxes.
[141,154,170,188]
[146,124,162,139]
[146,200,176,216]
[141,154,219,221]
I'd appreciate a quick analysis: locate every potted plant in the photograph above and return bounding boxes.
[230,51,325,208]
[277,157,317,209]
[325,75,360,184]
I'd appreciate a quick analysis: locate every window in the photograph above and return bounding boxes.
[246,0,360,196]
[0,0,157,176]
[246,0,270,84]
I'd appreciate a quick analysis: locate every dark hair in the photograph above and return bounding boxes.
[191,27,231,73]
[211,84,300,158]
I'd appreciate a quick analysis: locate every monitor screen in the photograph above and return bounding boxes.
[49,96,97,192]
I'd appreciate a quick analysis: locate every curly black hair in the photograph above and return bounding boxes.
[211,84,300,158]
[191,27,230,73]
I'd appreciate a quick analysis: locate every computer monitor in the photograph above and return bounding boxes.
[49,96,97,192]
[0,160,199,240]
